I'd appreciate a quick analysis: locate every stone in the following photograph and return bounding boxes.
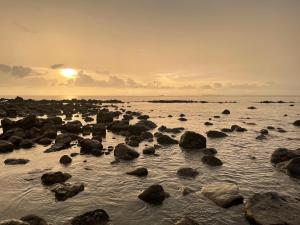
[59,155,72,165]
[126,167,148,177]
[202,155,223,166]
[4,158,29,165]
[201,148,217,155]
[44,134,72,153]
[138,184,169,204]
[179,131,206,149]
[19,139,34,149]
[157,135,178,145]
[271,148,300,164]
[222,109,230,115]
[114,143,139,160]
[177,167,199,178]
[206,130,227,138]
[41,171,71,185]
[51,182,84,201]
[293,120,300,126]
[68,209,109,225]
[143,146,155,155]
[37,137,52,146]
[20,214,48,225]
[0,140,14,153]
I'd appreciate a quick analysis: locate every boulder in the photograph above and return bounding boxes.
[63,121,82,133]
[126,167,148,177]
[285,157,300,178]
[179,131,206,149]
[201,182,243,208]
[157,135,178,145]
[244,192,300,225]
[41,171,71,185]
[114,144,139,160]
[270,148,300,164]
[0,140,14,153]
[68,209,109,225]
[20,214,48,225]
[44,134,72,153]
[177,167,199,178]
[202,155,223,166]
[4,158,29,165]
[59,155,72,165]
[51,182,84,201]
[79,138,103,156]
[138,184,169,204]
[206,130,227,138]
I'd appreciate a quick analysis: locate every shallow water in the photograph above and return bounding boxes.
[0,96,300,225]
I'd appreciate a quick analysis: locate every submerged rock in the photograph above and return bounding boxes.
[157,135,178,145]
[244,192,300,225]
[51,182,84,201]
[206,130,227,138]
[175,217,199,225]
[126,167,148,177]
[138,184,169,204]
[271,148,300,164]
[0,140,14,153]
[201,182,243,208]
[177,167,199,178]
[201,148,217,155]
[202,155,223,166]
[44,134,72,153]
[41,171,71,185]
[114,143,139,160]
[20,214,48,225]
[4,158,29,165]
[143,146,156,155]
[179,131,206,149]
[68,209,109,225]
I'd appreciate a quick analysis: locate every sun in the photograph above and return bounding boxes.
[60,68,78,79]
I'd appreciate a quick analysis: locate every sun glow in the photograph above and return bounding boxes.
[60,68,78,79]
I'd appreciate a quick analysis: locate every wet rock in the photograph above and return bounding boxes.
[179,131,206,149]
[222,109,230,115]
[231,125,247,132]
[175,217,199,225]
[44,134,72,153]
[51,182,84,201]
[270,148,300,164]
[277,127,287,133]
[178,117,187,121]
[206,130,227,138]
[201,148,217,155]
[201,182,243,208]
[59,155,72,165]
[16,115,39,130]
[285,157,300,178]
[79,138,103,156]
[202,155,223,166]
[158,126,184,134]
[91,124,106,137]
[37,137,52,146]
[138,184,169,204]
[63,120,82,133]
[157,135,178,145]
[181,187,196,196]
[19,139,34,149]
[260,129,269,135]
[68,209,109,225]
[204,122,213,126]
[0,140,14,153]
[96,110,115,123]
[256,134,267,140]
[114,143,139,160]
[126,167,148,177]
[0,220,29,225]
[143,146,156,155]
[20,214,48,225]
[221,128,233,133]
[248,106,256,109]
[267,126,275,130]
[4,158,30,165]
[41,171,71,185]
[244,192,300,225]
[177,167,199,178]
[84,116,94,122]
[70,153,79,157]
[293,120,300,126]
[8,136,23,148]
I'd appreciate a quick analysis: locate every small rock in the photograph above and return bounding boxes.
[222,109,230,115]
[126,167,148,177]
[157,135,178,145]
[143,147,156,155]
[177,167,199,178]
[0,141,14,153]
[4,158,29,165]
[51,182,84,201]
[41,171,71,185]
[206,130,227,138]
[68,209,109,225]
[59,155,72,165]
[138,184,169,204]
[202,155,223,166]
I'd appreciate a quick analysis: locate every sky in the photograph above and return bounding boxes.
[0,0,299,96]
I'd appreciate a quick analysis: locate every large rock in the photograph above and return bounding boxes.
[44,134,72,153]
[138,184,169,204]
[201,182,243,208]
[285,157,300,178]
[20,214,48,225]
[244,192,300,225]
[126,167,148,177]
[157,135,178,145]
[63,121,82,133]
[51,182,84,201]
[15,115,39,130]
[206,130,228,138]
[68,209,109,225]
[143,146,156,155]
[97,110,115,123]
[177,167,199,178]
[293,120,300,126]
[0,140,14,153]
[79,138,103,156]
[4,158,29,165]
[271,148,300,164]
[41,171,71,185]
[114,144,139,160]
[179,131,207,149]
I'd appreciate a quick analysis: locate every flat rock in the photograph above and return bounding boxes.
[177,167,199,178]
[51,182,84,201]
[41,171,71,185]
[4,158,30,165]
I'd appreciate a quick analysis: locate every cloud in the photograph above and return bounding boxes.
[50,64,64,69]
[0,64,11,73]
[0,64,32,77]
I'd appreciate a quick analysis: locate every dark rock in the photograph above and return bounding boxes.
[68,209,109,225]
[201,182,243,208]
[179,131,206,149]
[59,155,72,165]
[44,134,72,153]
[96,110,115,123]
[20,214,48,225]
[201,148,217,155]
[157,135,178,145]
[175,217,199,225]
[8,136,23,147]
[293,120,300,126]
[143,147,156,155]
[271,148,300,164]
[221,128,233,133]
[202,155,223,166]
[231,125,247,132]
[267,126,275,130]
[84,116,94,122]
[37,137,52,146]
[256,134,267,140]
[63,121,82,133]
[248,106,256,109]
[19,139,34,149]
[286,157,300,178]
[41,171,71,185]
[79,138,103,156]
[51,182,84,201]
[260,129,269,135]
[0,220,29,225]
[126,167,148,177]
[177,167,199,178]
[204,122,213,126]
[222,109,230,115]
[0,140,14,153]
[181,187,196,196]
[114,144,139,160]
[70,153,79,157]
[138,184,169,204]
[244,192,300,225]
[206,130,227,138]
[178,117,187,121]
[4,158,29,165]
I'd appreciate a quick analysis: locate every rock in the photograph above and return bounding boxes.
[181,187,196,196]
[256,134,267,140]
[37,137,52,146]
[68,209,109,225]
[63,120,82,133]
[244,192,300,225]
[178,117,187,121]
[222,109,230,115]
[206,130,227,138]
[177,167,199,178]
[202,155,223,166]
[8,136,23,147]
[260,129,269,135]
[201,148,217,155]
[0,220,29,225]
[114,143,139,160]
[51,182,84,201]
[201,182,243,208]
[293,120,300,126]
[204,122,213,126]
[59,155,72,165]
[70,153,79,157]
[175,217,199,225]
[97,110,115,123]
[267,126,275,130]
[20,214,48,225]
[179,131,206,149]
[248,106,256,109]
[16,115,39,130]
[221,128,233,133]
[270,148,300,164]
[0,140,14,153]
[231,125,247,132]
[4,158,29,165]
[126,167,148,177]
[285,157,300,178]
[157,135,178,145]
[143,146,156,155]
[44,134,72,153]
[41,171,71,185]
[79,138,103,156]
[19,139,34,149]
[138,184,169,204]
[91,124,106,137]
[158,126,184,134]
[84,116,94,122]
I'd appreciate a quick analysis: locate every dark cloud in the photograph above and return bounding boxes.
[0,64,32,77]
[50,64,64,69]
[0,64,11,73]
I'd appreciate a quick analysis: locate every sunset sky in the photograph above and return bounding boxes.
[0,0,299,96]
